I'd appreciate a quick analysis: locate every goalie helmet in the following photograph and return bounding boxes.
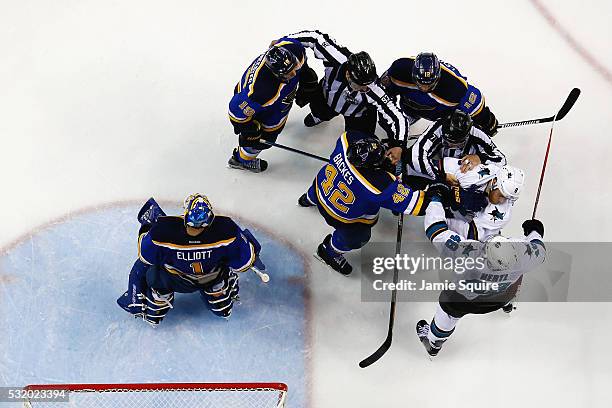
[346,134,386,169]
[412,52,441,90]
[347,52,377,86]
[495,165,525,200]
[183,193,214,228]
[442,109,473,148]
[484,235,519,272]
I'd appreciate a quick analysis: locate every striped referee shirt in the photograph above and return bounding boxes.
[407,121,506,180]
[287,30,409,141]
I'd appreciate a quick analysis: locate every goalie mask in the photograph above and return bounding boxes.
[183,193,214,228]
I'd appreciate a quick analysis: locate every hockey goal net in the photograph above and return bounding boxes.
[23,382,287,408]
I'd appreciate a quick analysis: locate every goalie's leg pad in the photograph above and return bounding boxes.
[117,260,150,315]
[200,273,240,318]
[142,287,175,326]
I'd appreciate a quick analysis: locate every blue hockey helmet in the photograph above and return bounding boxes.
[265,43,304,78]
[183,193,214,228]
[412,52,441,91]
[346,135,387,169]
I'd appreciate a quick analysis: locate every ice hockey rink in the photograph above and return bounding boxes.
[1,0,611,407]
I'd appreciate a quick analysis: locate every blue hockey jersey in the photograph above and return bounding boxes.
[138,215,256,286]
[228,38,306,131]
[383,57,485,121]
[312,131,425,225]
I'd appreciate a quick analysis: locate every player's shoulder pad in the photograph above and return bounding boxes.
[208,215,241,237]
[249,67,284,104]
[432,62,469,104]
[358,167,396,192]
[148,216,187,243]
[388,57,416,85]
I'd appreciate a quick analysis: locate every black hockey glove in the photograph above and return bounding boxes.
[238,120,263,148]
[295,65,319,107]
[473,106,499,137]
[450,186,488,216]
[425,182,451,205]
[522,219,544,237]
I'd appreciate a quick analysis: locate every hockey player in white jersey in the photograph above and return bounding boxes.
[442,158,526,241]
[416,186,545,357]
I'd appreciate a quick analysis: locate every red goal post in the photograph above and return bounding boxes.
[23,382,288,408]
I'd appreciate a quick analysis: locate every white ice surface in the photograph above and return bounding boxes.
[1,1,611,407]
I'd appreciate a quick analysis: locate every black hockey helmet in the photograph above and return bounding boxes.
[265,45,301,78]
[412,52,441,90]
[442,109,473,147]
[347,52,377,86]
[346,135,386,169]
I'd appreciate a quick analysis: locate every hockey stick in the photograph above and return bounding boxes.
[359,212,404,368]
[260,140,328,162]
[496,88,581,129]
[405,88,581,141]
[251,266,270,283]
[359,131,410,368]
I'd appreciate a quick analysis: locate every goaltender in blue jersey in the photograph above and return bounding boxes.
[117,194,263,326]
[298,130,427,275]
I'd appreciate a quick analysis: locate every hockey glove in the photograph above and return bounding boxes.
[522,219,544,237]
[295,65,319,107]
[238,120,263,148]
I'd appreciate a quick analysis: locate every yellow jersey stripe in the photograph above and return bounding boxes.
[470,95,485,117]
[390,76,418,89]
[233,242,257,273]
[429,93,458,107]
[262,83,285,107]
[441,65,468,88]
[261,116,288,132]
[409,191,426,215]
[229,112,251,123]
[152,237,236,250]
[248,59,266,97]
[315,182,377,225]
[138,232,153,265]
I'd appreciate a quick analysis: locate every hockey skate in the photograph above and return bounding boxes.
[227,148,268,173]
[416,320,442,358]
[314,234,352,275]
[298,193,315,207]
[304,113,324,127]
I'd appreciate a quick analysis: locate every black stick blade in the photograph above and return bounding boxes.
[555,88,581,120]
[359,336,392,368]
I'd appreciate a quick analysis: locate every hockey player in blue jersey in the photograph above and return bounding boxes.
[228,38,318,173]
[381,53,499,136]
[298,130,427,275]
[117,194,263,326]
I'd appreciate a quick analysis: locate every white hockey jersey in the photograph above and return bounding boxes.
[425,200,546,300]
[443,158,516,241]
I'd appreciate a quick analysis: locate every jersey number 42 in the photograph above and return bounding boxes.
[321,164,355,214]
